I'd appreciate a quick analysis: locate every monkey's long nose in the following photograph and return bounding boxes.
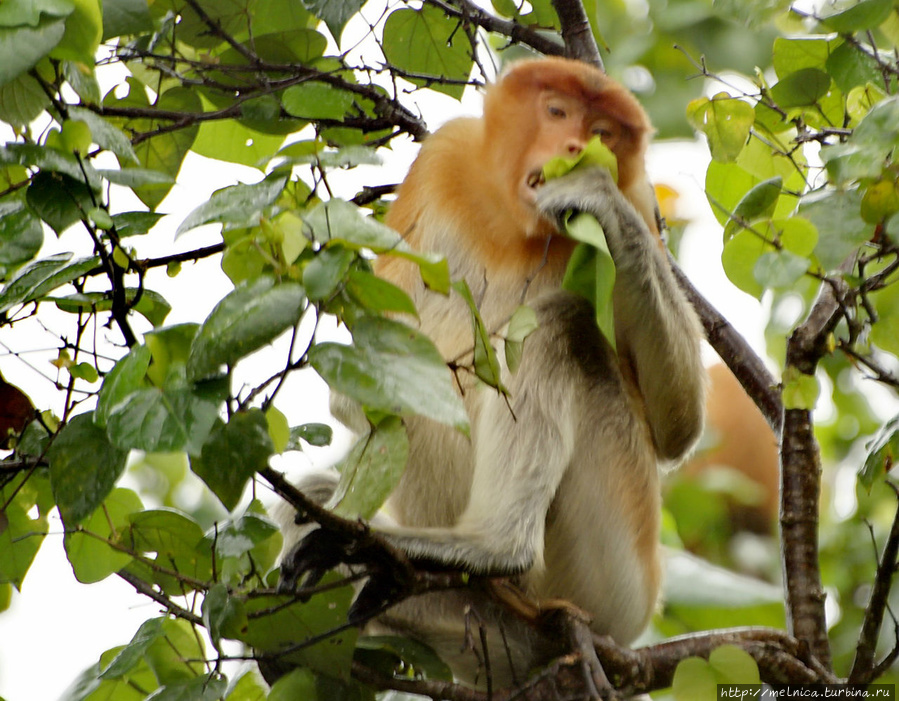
[564,139,584,156]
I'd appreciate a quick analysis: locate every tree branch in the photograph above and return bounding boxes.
[849,482,899,683]
[550,0,603,68]
[780,275,849,668]
[433,0,565,57]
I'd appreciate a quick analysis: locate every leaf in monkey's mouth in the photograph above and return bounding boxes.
[541,136,619,183]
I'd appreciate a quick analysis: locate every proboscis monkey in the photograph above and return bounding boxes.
[281,57,707,689]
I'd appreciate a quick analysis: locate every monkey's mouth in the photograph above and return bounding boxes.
[521,169,546,206]
[526,169,546,190]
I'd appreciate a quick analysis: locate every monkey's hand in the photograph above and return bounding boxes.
[279,524,416,625]
[535,167,652,257]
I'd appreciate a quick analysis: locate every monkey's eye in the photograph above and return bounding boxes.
[547,104,567,119]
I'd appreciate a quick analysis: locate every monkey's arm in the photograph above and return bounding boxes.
[536,168,706,461]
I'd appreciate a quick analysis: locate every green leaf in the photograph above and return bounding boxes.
[191,111,286,168]
[110,210,165,237]
[60,119,92,154]
[542,136,618,183]
[0,73,50,126]
[871,274,899,356]
[71,274,145,316]
[48,412,129,526]
[453,278,504,389]
[673,645,760,701]
[0,142,101,187]
[100,617,165,679]
[268,669,318,701]
[63,487,142,583]
[769,68,831,108]
[331,416,408,519]
[25,170,94,235]
[266,406,290,453]
[239,581,357,678]
[861,414,899,490]
[753,249,810,289]
[49,0,101,63]
[798,189,870,271]
[303,245,356,301]
[124,510,213,592]
[144,323,200,387]
[724,176,782,241]
[0,253,99,312]
[0,200,43,275]
[356,636,453,682]
[672,657,717,701]
[826,41,884,93]
[782,366,820,410]
[150,673,228,701]
[68,361,99,382]
[175,0,250,48]
[504,304,538,374]
[561,214,617,351]
[203,583,249,649]
[282,82,358,120]
[101,0,153,39]
[708,645,762,684]
[772,37,830,79]
[207,509,282,583]
[250,0,315,35]
[0,0,74,26]
[300,0,363,41]
[68,106,139,163]
[346,269,417,317]
[288,423,333,449]
[187,277,306,381]
[191,411,274,511]
[95,344,151,427]
[686,93,754,162]
[97,167,175,189]
[303,199,450,293]
[382,5,473,100]
[309,316,469,432]
[110,84,202,209]
[145,617,206,685]
[176,173,288,237]
[0,16,66,85]
[105,386,222,455]
[822,96,899,184]
[63,60,100,104]
[0,482,49,589]
[722,229,766,299]
[820,0,894,31]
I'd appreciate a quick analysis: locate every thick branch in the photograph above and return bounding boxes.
[550,0,603,68]
[780,277,848,669]
[780,406,829,666]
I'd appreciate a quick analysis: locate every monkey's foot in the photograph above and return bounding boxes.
[278,525,415,625]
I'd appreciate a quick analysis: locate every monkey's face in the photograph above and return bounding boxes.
[519,90,623,212]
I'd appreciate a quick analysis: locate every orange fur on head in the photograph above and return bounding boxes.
[382,58,659,292]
